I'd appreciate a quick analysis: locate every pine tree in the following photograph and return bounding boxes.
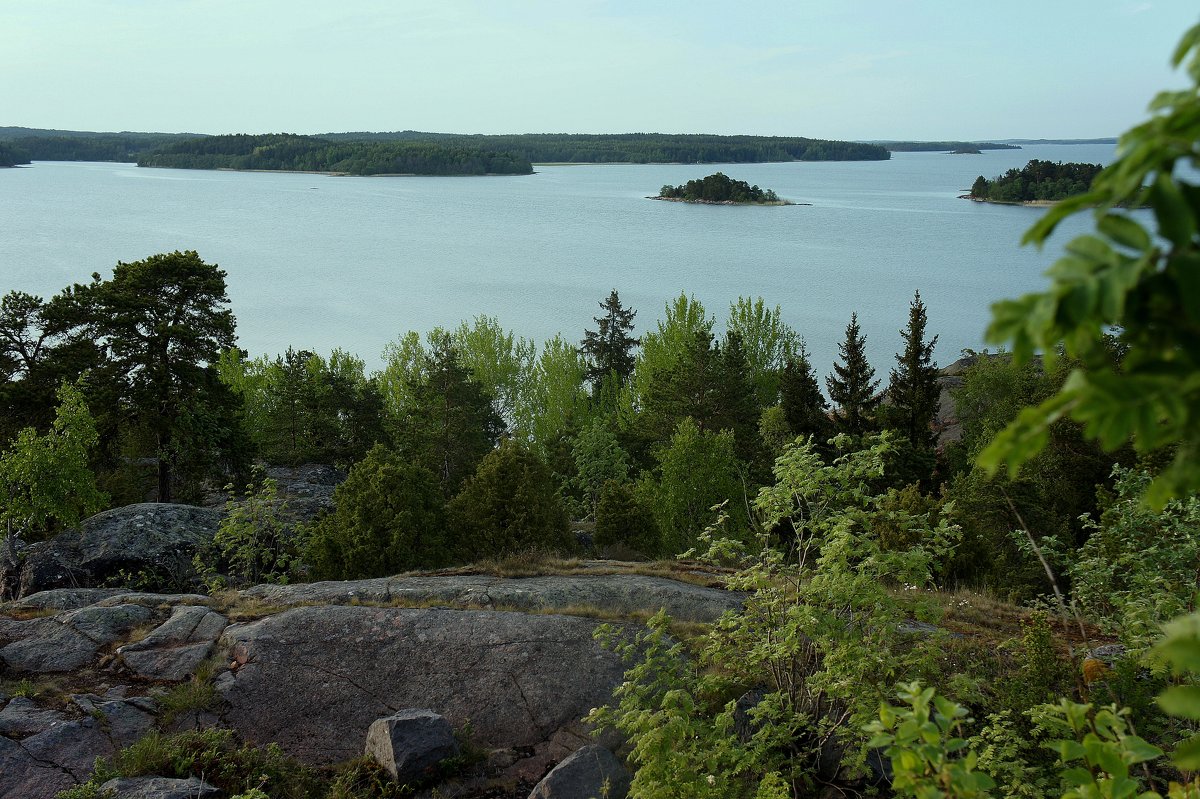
[779,342,831,444]
[581,290,639,387]
[825,313,880,437]
[886,291,940,449]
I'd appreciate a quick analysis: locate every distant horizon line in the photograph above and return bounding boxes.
[0,125,1119,145]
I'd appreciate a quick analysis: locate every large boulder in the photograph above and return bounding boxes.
[365,708,460,784]
[3,504,223,597]
[217,606,631,764]
[528,744,631,799]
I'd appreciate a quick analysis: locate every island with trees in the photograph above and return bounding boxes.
[654,172,791,205]
[967,158,1104,203]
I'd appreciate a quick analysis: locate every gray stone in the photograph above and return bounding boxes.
[3,503,223,596]
[0,696,68,737]
[119,605,228,681]
[3,587,127,612]
[101,776,222,798]
[0,735,74,799]
[217,606,631,764]
[365,708,460,784]
[22,717,116,781]
[528,744,631,799]
[0,604,153,673]
[243,573,741,623]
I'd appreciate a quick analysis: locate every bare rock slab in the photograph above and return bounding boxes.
[0,604,153,673]
[365,708,460,784]
[218,606,629,764]
[119,605,228,681]
[528,744,631,799]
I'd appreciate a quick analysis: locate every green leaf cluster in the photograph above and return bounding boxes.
[981,22,1200,507]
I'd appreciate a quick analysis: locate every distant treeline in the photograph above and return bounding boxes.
[881,141,1021,152]
[318,131,891,163]
[0,127,890,167]
[137,134,534,176]
[0,128,198,162]
[0,142,30,167]
[657,172,782,203]
[969,159,1104,203]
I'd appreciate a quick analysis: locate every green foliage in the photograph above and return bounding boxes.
[981,22,1200,506]
[69,250,244,502]
[594,480,662,557]
[571,419,632,519]
[866,681,997,799]
[305,444,447,580]
[0,381,106,542]
[446,439,570,560]
[218,347,386,467]
[520,333,592,451]
[450,315,536,429]
[970,160,1104,203]
[581,289,640,388]
[726,297,799,408]
[826,312,880,437]
[1151,611,1200,771]
[592,434,959,797]
[1069,467,1200,647]
[650,418,747,554]
[392,334,505,497]
[779,342,831,447]
[885,290,941,452]
[202,473,297,588]
[101,728,321,799]
[658,172,784,203]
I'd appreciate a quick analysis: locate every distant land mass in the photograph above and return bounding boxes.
[137,133,534,176]
[0,141,30,167]
[998,137,1118,145]
[0,127,890,168]
[966,159,1104,204]
[871,141,1021,152]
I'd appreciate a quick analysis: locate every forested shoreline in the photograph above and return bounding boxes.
[0,127,890,166]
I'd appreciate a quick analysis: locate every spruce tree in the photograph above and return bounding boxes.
[825,313,880,437]
[780,342,831,444]
[886,291,941,449]
[581,289,639,387]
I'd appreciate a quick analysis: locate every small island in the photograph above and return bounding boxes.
[949,148,982,155]
[653,172,793,205]
[966,159,1103,204]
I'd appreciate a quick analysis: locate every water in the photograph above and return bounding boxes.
[0,145,1117,378]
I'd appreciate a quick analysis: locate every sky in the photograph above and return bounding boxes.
[2,1,1197,140]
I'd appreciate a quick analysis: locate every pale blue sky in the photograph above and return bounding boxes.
[2,1,1196,139]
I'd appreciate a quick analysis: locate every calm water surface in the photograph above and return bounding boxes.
[0,145,1117,377]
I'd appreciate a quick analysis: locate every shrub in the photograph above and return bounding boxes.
[446,439,570,560]
[305,444,448,580]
